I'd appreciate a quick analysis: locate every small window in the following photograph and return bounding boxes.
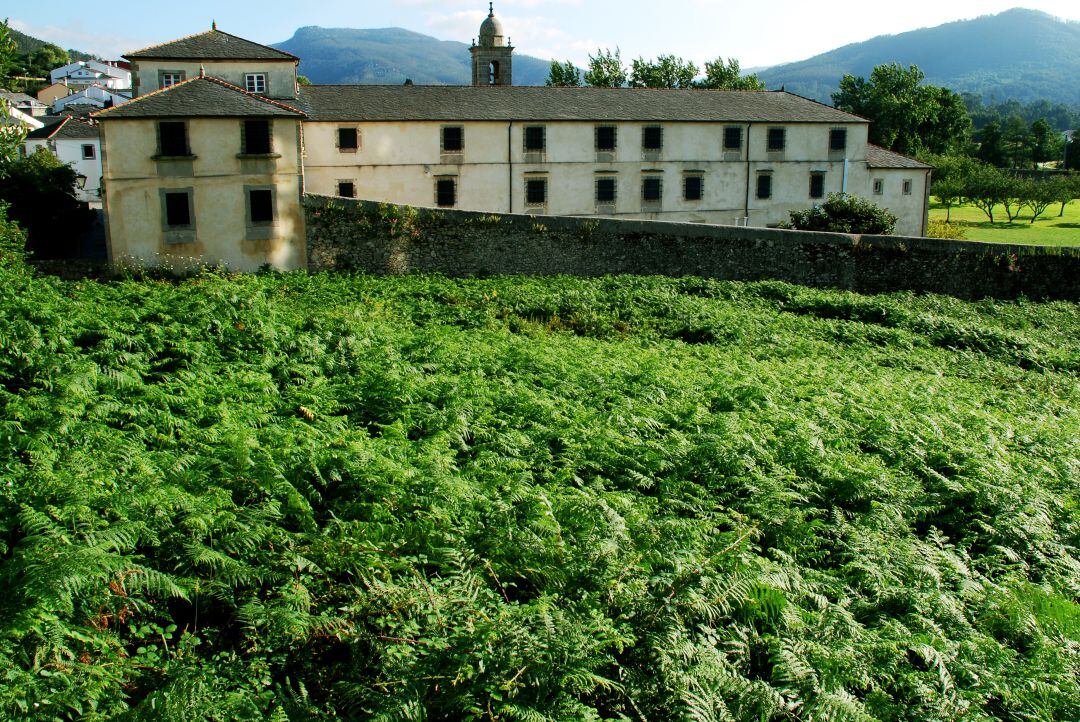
[249,188,274,224]
[158,121,189,157]
[642,126,663,151]
[436,178,457,207]
[595,176,616,203]
[242,119,272,155]
[684,175,703,201]
[809,172,825,199]
[829,128,847,152]
[595,125,617,152]
[525,178,547,205]
[873,179,884,195]
[442,126,464,153]
[164,191,191,227]
[723,126,742,151]
[81,144,96,160]
[337,181,355,198]
[903,179,913,195]
[767,127,786,152]
[524,126,546,152]
[160,71,184,88]
[338,127,359,152]
[244,73,268,94]
[642,176,663,202]
[756,173,772,199]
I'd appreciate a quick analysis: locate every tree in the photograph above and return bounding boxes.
[1029,119,1061,167]
[1052,172,1080,217]
[832,63,970,156]
[297,75,312,86]
[1000,172,1025,222]
[629,54,697,89]
[26,43,68,78]
[583,48,627,88]
[925,153,976,222]
[1019,178,1059,223]
[0,18,16,86]
[787,193,897,235]
[0,148,95,257]
[976,121,1007,167]
[963,163,1011,223]
[699,58,764,90]
[1063,129,1079,171]
[545,60,581,87]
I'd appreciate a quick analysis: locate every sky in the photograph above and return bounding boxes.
[7,0,1080,69]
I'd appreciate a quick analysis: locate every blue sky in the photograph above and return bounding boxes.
[8,0,1080,69]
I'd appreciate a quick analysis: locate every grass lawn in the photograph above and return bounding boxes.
[929,198,1080,246]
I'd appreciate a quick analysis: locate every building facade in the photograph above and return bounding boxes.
[23,117,103,203]
[50,60,132,91]
[96,10,930,271]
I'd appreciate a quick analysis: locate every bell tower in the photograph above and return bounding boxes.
[470,3,513,86]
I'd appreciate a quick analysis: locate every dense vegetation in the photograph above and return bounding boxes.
[1,210,1077,719]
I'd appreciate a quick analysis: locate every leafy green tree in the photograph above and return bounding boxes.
[963,162,1011,223]
[925,153,977,222]
[1053,171,1080,216]
[699,57,764,90]
[0,19,16,84]
[787,192,898,234]
[976,121,1007,167]
[1029,119,1061,167]
[832,63,970,155]
[26,43,68,78]
[0,148,95,257]
[1063,129,1078,170]
[629,54,698,89]
[1019,178,1059,223]
[1002,115,1032,168]
[297,75,312,86]
[545,59,581,87]
[583,47,627,88]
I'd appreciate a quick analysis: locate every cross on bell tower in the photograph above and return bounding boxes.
[470,3,513,86]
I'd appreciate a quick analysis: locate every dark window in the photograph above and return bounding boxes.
[489,61,499,85]
[903,179,913,195]
[829,128,847,152]
[642,176,662,201]
[442,126,464,152]
[436,178,456,207]
[756,173,772,199]
[767,127,786,151]
[642,126,663,151]
[249,189,274,224]
[596,126,617,151]
[82,144,96,160]
[525,178,547,205]
[723,126,742,151]
[684,175,703,201]
[524,126,546,152]
[158,121,188,156]
[243,120,271,155]
[809,172,825,199]
[596,177,616,203]
[338,127,359,151]
[337,181,355,198]
[164,191,191,227]
[873,179,884,195]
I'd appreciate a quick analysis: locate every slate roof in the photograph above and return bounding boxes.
[867,144,932,169]
[25,116,100,140]
[94,76,304,120]
[295,85,868,124]
[125,29,298,61]
[0,89,43,106]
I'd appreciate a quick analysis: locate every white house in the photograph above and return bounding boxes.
[0,90,48,117]
[54,85,131,112]
[23,117,103,203]
[50,60,132,90]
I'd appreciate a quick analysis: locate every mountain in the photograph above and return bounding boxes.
[273,27,554,86]
[9,27,96,62]
[757,9,1080,105]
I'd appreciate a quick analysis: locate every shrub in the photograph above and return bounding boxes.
[925,219,967,239]
[0,148,95,258]
[788,192,898,235]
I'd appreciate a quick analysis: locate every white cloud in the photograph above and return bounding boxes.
[9,18,148,59]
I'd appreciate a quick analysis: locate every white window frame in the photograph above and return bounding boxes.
[245,73,268,94]
[82,144,96,160]
[160,71,184,88]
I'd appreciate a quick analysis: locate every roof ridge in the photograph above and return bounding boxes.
[124,28,215,58]
[200,75,306,115]
[92,74,204,118]
[124,27,298,61]
[93,75,305,119]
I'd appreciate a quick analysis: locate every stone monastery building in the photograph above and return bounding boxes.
[95,6,931,271]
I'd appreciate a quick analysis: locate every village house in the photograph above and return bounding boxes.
[0,89,49,117]
[50,60,132,91]
[53,84,131,113]
[95,7,930,271]
[23,117,103,203]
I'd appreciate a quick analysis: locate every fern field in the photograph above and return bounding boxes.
[1,252,1078,719]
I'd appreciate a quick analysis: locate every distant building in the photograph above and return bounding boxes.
[23,117,103,203]
[0,89,48,117]
[95,8,930,271]
[37,82,74,106]
[53,85,131,113]
[50,60,132,90]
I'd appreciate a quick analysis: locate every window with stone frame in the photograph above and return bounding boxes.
[163,191,191,227]
[756,172,773,199]
[337,181,356,198]
[81,144,96,160]
[595,125,617,152]
[683,174,703,201]
[524,125,546,152]
[525,177,547,205]
[160,71,184,88]
[829,128,848,152]
[157,121,189,157]
[242,119,272,155]
[903,179,913,195]
[595,176,616,203]
[436,178,457,207]
[767,127,786,152]
[338,127,360,152]
[244,73,268,94]
[873,178,884,195]
[441,126,464,153]
[723,126,743,151]
[809,172,825,199]
[642,175,663,202]
[642,125,663,151]
[248,188,274,224]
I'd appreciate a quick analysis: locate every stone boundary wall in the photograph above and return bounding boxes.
[305,196,1080,300]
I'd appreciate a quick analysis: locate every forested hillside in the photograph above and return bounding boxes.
[273,26,553,86]
[758,8,1080,104]
[1,218,1077,719]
